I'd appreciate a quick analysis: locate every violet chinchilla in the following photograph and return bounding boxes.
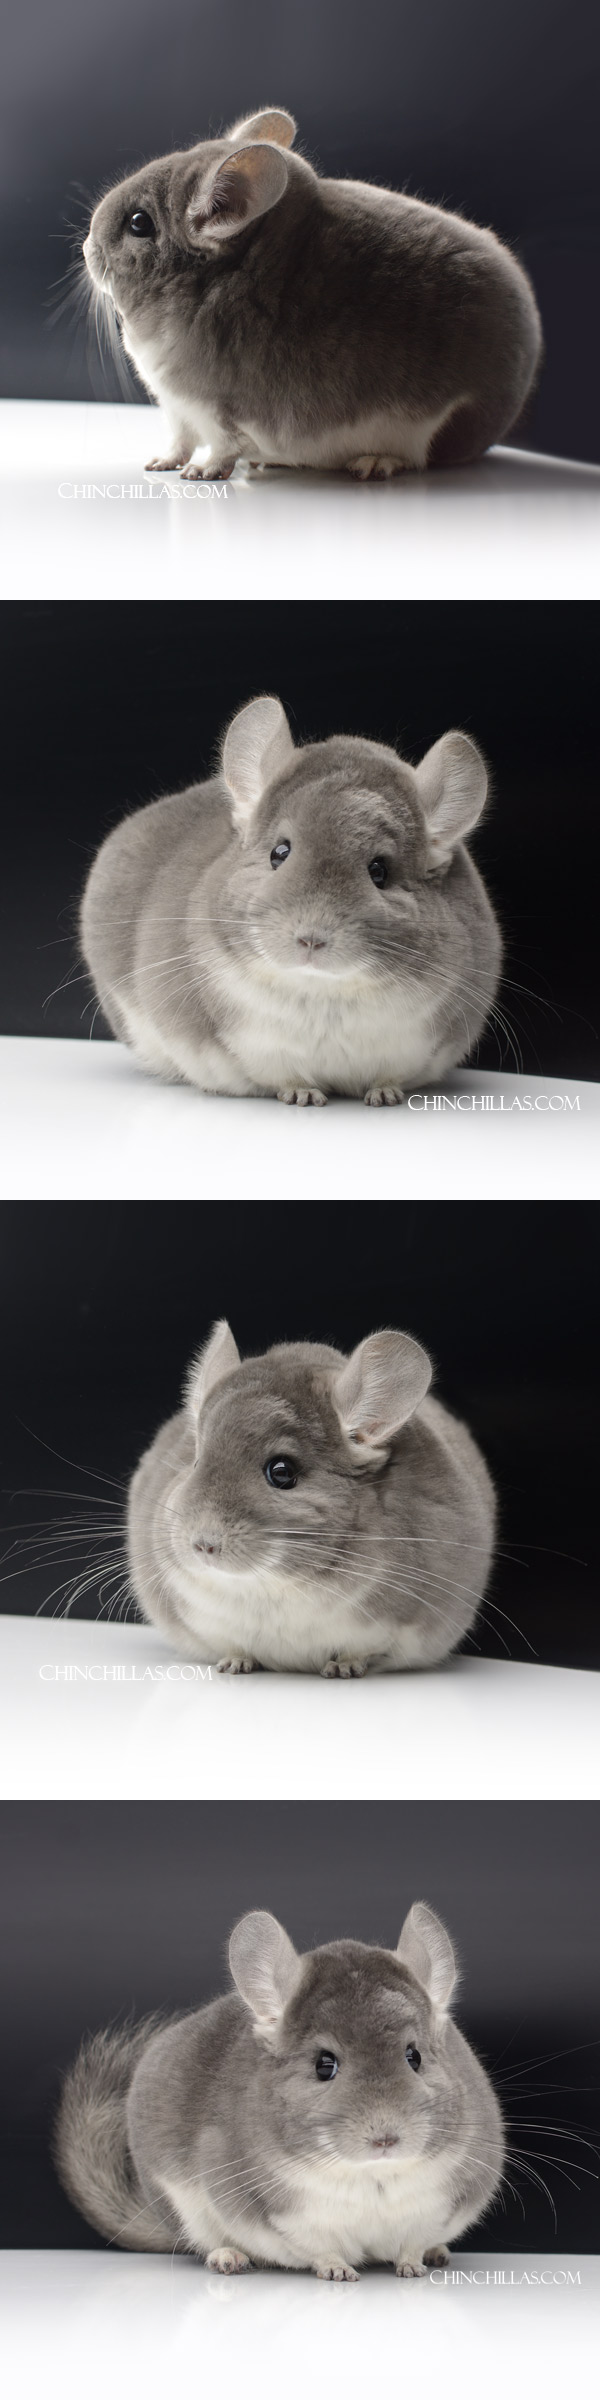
[81,105,541,479]
[55,1903,504,2277]
[80,696,502,1106]
[126,1320,496,1673]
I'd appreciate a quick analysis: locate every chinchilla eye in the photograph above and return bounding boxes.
[270,841,291,869]
[315,2051,339,2082]
[368,857,388,887]
[264,1456,297,1490]
[129,210,156,239]
[405,2045,421,2071]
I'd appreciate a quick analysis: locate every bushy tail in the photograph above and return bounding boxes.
[55,2018,172,2251]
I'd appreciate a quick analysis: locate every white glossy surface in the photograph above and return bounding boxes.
[0,1039,596,1199]
[0,1616,597,1800]
[2,402,599,599]
[1,2252,596,2400]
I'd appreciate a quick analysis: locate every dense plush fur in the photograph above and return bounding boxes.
[81,696,502,1105]
[82,105,542,478]
[126,1320,496,1672]
[56,1903,504,2278]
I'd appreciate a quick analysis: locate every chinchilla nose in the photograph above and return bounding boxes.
[192,1532,222,1557]
[370,2134,399,2152]
[297,932,328,952]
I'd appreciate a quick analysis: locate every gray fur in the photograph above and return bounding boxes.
[80,697,502,1104]
[82,104,542,477]
[127,1320,496,1672]
[56,1903,505,2277]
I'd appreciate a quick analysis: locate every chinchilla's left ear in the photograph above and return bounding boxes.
[415,731,488,869]
[222,695,295,829]
[225,108,297,148]
[332,1330,432,1459]
[396,1902,458,2009]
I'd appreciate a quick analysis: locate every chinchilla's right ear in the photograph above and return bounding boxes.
[186,1320,241,1423]
[222,696,295,831]
[396,1902,458,2010]
[229,1910,302,2025]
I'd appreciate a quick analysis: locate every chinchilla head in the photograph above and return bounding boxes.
[164,1318,432,1583]
[214,696,490,985]
[82,108,298,321]
[228,1903,470,2165]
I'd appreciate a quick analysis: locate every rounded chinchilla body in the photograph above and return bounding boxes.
[126,1320,496,1673]
[80,696,502,1106]
[81,107,541,479]
[55,1903,505,2277]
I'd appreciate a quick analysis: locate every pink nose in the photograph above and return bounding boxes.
[371,2135,399,2152]
[193,1535,222,1556]
[297,933,327,952]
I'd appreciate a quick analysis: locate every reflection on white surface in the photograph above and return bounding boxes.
[1,401,599,599]
[1,2252,597,2400]
[0,1040,597,1199]
[0,1615,597,1799]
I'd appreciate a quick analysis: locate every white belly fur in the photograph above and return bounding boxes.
[161,1554,429,1671]
[161,2149,458,2268]
[119,951,459,1097]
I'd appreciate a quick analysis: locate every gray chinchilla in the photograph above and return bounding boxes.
[80,695,502,1105]
[56,1902,504,2277]
[81,105,541,478]
[127,1319,496,1673]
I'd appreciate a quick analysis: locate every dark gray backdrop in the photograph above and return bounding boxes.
[1,1802,598,2251]
[2,0,598,461]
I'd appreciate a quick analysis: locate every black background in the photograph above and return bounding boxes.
[2,599,599,1081]
[1,1199,597,1670]
[1,1801,598,2251]
[2,0,599,462]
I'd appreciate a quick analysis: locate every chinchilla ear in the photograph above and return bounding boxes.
[186,1320,241,1421]
[186,142,289,249]
[415,732,488,869]
[222,695,295,827]
[229,1911,302,2022]
[333,1331,432,1458]
[397,1902,457,2010]
[225,107,297,149]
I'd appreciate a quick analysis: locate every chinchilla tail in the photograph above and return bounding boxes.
[54,2019,172,2250]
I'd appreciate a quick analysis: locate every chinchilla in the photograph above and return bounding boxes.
[81,105,541,479]
[55,1902,504,2278]
[126,1319,496,1673]
[80,695,502,1106]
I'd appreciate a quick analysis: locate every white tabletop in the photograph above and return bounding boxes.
[2,401,598,600]
[1,2251,596,2400]
[1,1615,597,1800]
[0,1039,596,1199]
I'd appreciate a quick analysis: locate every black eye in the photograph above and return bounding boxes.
[264,1456,297,1490]
[405,2045,421,2072]
[315,2051,339,2082]
[270,841,291,869]
[129,211,156,239]
[368,857,388,887]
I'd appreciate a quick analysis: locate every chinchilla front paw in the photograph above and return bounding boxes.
[423,2246,450,2267]
[346,455,408,479]
[206,2247,252,2274]
[395,2257,427,2278]
[216,1655,258,1674]
[277,1085,328,1106]
[363,1084,404,1106]
[180,456,237,481]
[314,2259,360,2282]
[321,1656,368,1678]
